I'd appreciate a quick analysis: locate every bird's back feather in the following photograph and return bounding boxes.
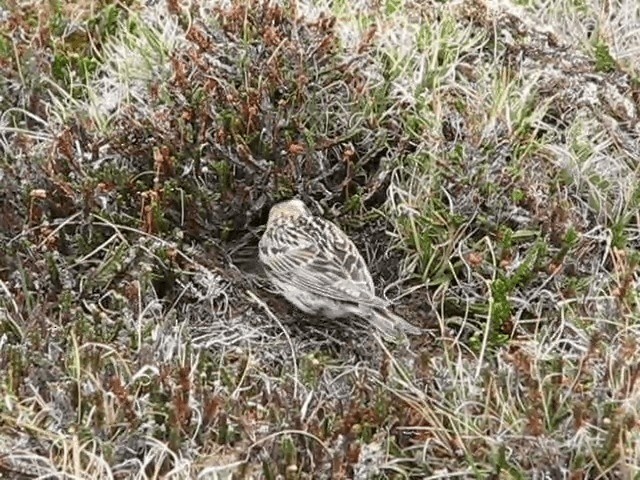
[259,216,379,306]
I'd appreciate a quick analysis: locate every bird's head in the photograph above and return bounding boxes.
[266,198,311,225]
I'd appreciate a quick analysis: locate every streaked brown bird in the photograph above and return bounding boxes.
[258,199,421,338]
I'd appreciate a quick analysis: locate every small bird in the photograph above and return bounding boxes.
[258,198,421,338]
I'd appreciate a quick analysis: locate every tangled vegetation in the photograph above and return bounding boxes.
[1,0,639,478]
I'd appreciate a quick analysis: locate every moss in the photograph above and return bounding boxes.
[594,41,616,73]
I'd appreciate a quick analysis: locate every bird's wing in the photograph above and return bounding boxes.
[322,220,375,293]
[259,221,382,307]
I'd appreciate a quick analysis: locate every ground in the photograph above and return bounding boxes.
[1,0,639,478]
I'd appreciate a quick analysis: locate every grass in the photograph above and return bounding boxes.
[1,0,640,478]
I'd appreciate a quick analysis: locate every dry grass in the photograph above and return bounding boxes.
[1,0,640,478]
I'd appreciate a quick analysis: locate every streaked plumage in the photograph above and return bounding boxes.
[258,199,421,338]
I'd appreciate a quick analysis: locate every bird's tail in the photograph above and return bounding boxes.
[366,305,422,337]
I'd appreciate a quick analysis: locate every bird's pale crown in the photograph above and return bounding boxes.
[267,199,311,225]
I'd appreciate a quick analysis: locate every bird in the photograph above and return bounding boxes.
[258,198,421,338]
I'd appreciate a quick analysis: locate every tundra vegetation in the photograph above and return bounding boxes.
[1,0,639,478]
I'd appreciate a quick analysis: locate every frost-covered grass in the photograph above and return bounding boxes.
[1,0,640,478]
